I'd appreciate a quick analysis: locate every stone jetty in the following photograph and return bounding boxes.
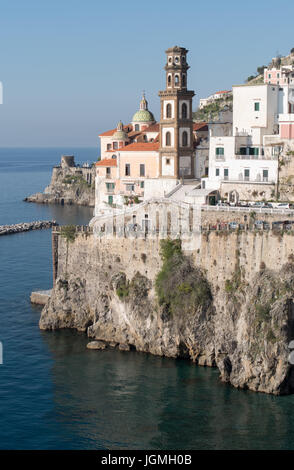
[0,220,58,236]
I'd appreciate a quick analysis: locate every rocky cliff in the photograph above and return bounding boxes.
[40,228,294,395]
[25,157,95,207]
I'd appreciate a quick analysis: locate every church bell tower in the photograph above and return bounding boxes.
[158,46,195,179]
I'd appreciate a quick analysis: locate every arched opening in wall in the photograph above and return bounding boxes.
[182,131,188,147]
[166,103,172,118]
[175,75,179,86]
[182,74,186,87]
[168,75,171,86]
[166,131,171,146]
[135,124,139,131]
[182,103,187,119]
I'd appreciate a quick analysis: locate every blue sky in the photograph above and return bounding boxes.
[1,0,294,147]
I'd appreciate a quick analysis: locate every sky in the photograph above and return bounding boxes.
[1,0,294,148]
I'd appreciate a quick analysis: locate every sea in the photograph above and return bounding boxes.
[1,147,294,450]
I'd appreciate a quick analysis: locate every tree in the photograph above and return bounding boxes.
[291,48,294,54]
[257,65,266,75]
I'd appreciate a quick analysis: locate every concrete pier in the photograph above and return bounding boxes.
[0,220,58,236]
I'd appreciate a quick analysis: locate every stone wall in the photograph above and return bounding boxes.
[41,222,294,395]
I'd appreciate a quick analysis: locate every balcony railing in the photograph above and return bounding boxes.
[235,154,277,161]
[221,178,275,184]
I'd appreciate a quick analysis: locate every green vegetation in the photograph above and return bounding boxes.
[155,239,212,316]
[116,276,130,299]
[62,174,91,187]
[193,94,232,122]
[60,225,76,243]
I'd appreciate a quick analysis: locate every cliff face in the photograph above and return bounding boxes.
[40,231,294,395]
[25,165,95,207]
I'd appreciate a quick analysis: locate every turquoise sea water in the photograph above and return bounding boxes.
[1,148,294,450]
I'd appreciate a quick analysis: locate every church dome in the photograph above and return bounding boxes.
[132,93,155,123]
[132,109,155,123]
[112,120,129,140]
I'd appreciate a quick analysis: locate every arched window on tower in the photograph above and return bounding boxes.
[182,74,186,87]
[166,103,172,118]
[175,75,179,86]
[168,75,171,86]
[166,131,171,146]
[182,131,188,147]
[182,103,187,119]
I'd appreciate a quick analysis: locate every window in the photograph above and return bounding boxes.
[125,163,130,176]
[165,131,171,146]
[107,144,111,150]
[216,147,224,157]
[263,169,268,182]
[244,169,250,181]
[126,184,134,192]
[113,142,118,149]
[254,102,260,111]
[135,124,139,131]
[182,131,188,147]
[106,182,115,190]
[140,164,145,177]
[182,74,186,87]
[108,195,113,205]
[168,75,171,86]
[182,103,187,119]
[106,167,111,175]
[142,214,149,233]
[175,75,179,85]
[140,181,144,188]
[216,168,220,176]
[166,158,170,165]
[249,147,259,157]
[166,103,172,118]
[224,168,229,180]
[268,74,271,79]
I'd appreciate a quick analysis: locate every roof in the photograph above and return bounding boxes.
[214,90,231,95]
[119,142,159,152]
[99,125,131,137]
[96,158,117,167]
[193,122,208,131]
[132,109,155,123]
[145,123,159,132]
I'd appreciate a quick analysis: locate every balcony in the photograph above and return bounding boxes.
[235,154,277,161]
[221,178,275,185]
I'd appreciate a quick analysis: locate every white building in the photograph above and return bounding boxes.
[199,90,231,109]
[202,82,294,202]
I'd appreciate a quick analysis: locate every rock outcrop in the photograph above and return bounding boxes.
[25,156,95,207]
[40,231,294,395]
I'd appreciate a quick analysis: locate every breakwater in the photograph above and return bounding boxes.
[0,220,58,236]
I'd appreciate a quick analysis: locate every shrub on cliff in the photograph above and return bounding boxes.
[155,239,212,316]
[60,225,76,243]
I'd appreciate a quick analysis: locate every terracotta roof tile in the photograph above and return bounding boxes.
[119,142,159,152]
[145,123,159,132]
[96,158,117,167]
[214,90,231,95]
[193,122,208,131]
[99,125,132,137]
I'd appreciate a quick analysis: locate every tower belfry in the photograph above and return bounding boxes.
[158,46,195,179]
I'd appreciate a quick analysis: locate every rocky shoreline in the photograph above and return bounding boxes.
[0,220,58,236]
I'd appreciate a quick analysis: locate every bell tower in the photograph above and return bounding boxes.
[158,46,195,179]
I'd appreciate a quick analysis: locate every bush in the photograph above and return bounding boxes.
[60,225,76,243]
[155,239,212,316]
